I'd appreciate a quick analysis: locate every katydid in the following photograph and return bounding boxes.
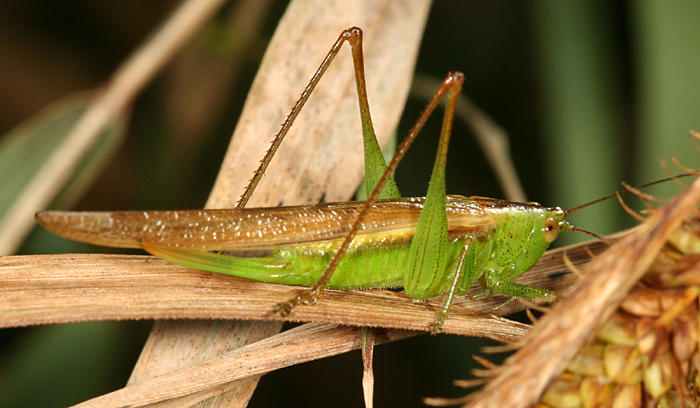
[36,27,572,331]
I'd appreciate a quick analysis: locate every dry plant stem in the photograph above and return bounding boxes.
[129,1,431,407]
[466,176,700,408]
[0,253,527,341]
[73,324,411,408]
[362,328,376,408]
[411,75,526,202]
[0,0,228,255]
[0,239,607,331]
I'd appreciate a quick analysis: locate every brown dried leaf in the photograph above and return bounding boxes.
[71,324,409,408]
[0,254,527,341]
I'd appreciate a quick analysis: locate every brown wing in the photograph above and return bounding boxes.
[36,196,497,251]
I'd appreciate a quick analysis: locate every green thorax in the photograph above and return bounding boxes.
[475,200,568,275]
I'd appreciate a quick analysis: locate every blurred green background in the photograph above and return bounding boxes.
[0,0,698,406]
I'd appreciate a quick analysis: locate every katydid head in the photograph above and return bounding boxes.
[486,203,570,276]
[538,204,606,244]
[541,207,571,243]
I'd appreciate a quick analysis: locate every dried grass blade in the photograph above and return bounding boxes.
[0,253,525,341]
[71,324,408,408]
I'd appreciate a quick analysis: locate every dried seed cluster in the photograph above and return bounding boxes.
[539,213,700,408]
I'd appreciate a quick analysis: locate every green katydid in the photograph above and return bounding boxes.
[36,27,576,332]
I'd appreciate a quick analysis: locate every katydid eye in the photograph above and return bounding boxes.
[542,217,559,243]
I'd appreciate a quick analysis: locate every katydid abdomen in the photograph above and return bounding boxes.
[36,195,567,300]
[155,234,468,292]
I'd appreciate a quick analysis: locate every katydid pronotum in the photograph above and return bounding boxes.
[37,27,575,332]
